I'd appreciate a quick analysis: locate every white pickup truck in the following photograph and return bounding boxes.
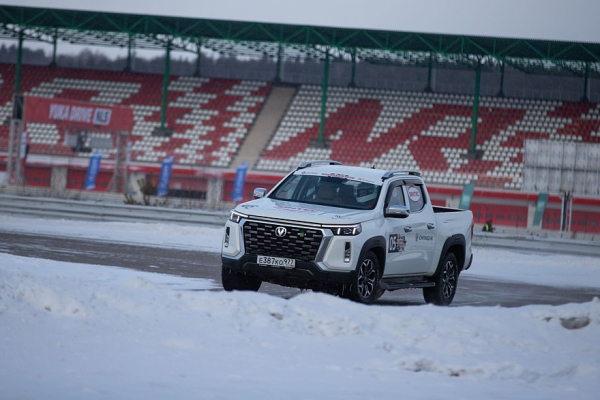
[221,161,474,305]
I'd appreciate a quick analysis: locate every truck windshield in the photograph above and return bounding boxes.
[270,173,381,210]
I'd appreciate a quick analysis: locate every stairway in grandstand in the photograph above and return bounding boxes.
[230,85,296,170]
[256,85,600,189]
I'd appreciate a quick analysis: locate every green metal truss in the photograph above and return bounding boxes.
[1,5,599,77]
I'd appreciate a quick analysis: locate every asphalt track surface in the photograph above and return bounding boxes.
[2,231,599,307]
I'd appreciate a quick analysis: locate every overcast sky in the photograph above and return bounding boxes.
[4,0,600,43]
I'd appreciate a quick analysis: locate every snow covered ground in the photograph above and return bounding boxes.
[1,215,599,399]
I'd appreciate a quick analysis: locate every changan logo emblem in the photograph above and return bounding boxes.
[275,227,287,237]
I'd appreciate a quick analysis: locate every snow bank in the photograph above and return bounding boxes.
[1,254,599,399]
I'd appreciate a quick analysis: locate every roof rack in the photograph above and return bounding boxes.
[381,169,422,181]
[297,160,342,170]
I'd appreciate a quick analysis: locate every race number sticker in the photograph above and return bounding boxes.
[407,186,421,202]
[388,234,407,253]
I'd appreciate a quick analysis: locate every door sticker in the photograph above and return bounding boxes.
[416,234,434,242]
[407,186,421,202]
[388,234,407,253]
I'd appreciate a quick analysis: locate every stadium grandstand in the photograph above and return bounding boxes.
[0,4,599,235]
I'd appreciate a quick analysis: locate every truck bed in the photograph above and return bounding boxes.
[432,206,466,213]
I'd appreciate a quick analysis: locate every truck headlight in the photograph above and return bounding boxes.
[325,223,362,236]
[228,210,247,224]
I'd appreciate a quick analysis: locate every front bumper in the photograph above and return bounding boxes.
[222,254,354,290]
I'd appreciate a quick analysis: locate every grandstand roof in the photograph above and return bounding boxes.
[0,4,599,77]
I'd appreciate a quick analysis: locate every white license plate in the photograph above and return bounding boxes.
[257,255,296,269]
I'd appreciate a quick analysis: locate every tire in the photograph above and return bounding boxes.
[221,266,262,292]
[423,252,459,306]
[350,251,380,304]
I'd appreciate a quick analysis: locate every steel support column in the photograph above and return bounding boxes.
[5,119,16,185]
[108,131,129,193]
[350,47,356,87]
[318,51,330,143]
[15,29,23,95]
[125,34,132,71]
[195,40,202,77]
[425,52,433,92]
[470,63,481,154]
[6,30,25,186]
[498,62,505,97]
[50,32,57,66]
[275,42,283,82]
[6,118,24,186]
[160,41,171,130]
[582,62,590,102]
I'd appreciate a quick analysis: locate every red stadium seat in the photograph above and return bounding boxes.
[255,84,599,189]
[0,63,271,168]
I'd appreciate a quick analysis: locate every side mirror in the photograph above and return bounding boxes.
[253,188,267,199]
[385,204,410,218]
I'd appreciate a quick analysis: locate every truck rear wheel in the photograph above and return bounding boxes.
[423,252,458,306]
[221,266,262,292]
[350,251,380,304]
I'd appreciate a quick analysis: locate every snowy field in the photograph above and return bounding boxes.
[1,215,600,399]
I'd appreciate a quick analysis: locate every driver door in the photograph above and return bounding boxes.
[384,182,436,276]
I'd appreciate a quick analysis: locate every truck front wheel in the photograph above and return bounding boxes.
[423,252,458,306]
[350,251,380,304]
[221,266,262,292]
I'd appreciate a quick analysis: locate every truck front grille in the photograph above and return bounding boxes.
[243,221,324,261]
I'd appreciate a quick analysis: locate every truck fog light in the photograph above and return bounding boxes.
[344,242,351,263]
[224,227,230,248]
